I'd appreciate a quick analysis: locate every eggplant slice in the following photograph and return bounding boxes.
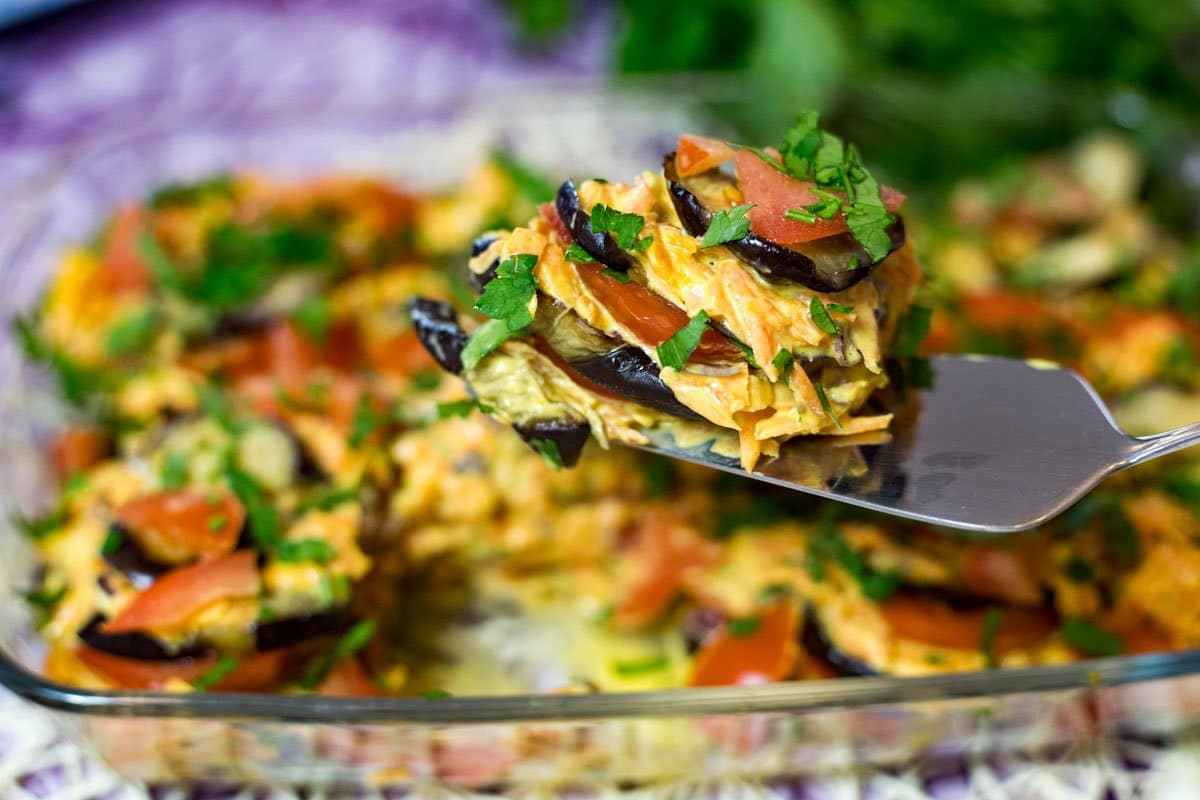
[801,608,878,677]
[255,609,348,651]
[79,614,206,661]
[409,298,470,375]
[663,154,905,293]
[571,347,703,420]
[102,526,171,589]
[554,180,636,273]
[512,419,590,468]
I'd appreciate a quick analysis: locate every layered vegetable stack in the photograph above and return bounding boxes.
[12,127,1200,700]
[411,115,924,472]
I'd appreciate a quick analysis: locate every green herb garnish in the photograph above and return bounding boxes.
[809,297,839,336]
[207,514,227,532]
[598,267,633,284]
[1065,558,1095,583]
[590,204,651,252]
[410,371,442,391]
[196,383,241,434]
[727,616,761,637]
[461,318,528,371]
[1060,618,1123,657]
[136,231,186,293]
[533,439,563,470]
[612,655,670,676]
[299,620,376,690]
[348,394,388,448]
[292,296,333,343]
[827,303,854,313]
[160,451,190,489]
[24,585,67,628]
[105,308,160,356]
[475,253,539,331]
[979,606,1003,667]
[150,175,237,209]
[657,310,711,371]
[436,399,480,419]
[298,486,359,513]
[423,688,452,700]
[563,242,595,263]
[13,509,69,541]
[699,203,754,248]
[813,382,843,429]
[191,655,239,691]
[101,527,124,556]
[275,538,337,564]
[771,348,795,382]
[728,335,760,368]
[893,305,933,357]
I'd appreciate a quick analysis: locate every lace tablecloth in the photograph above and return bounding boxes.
[0,2,1197,797]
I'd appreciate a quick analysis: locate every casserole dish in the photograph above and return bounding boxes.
[3,90,1200,792]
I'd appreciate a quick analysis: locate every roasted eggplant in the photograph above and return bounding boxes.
[512,419,591,468]
[79,614,206,661]
[554,180,636,273]
[800,609,878,677]
[409,298,470,375]
[663,154,905,293]
[255,609,348,651]
[102,526,170,589]
[571,347,703,420]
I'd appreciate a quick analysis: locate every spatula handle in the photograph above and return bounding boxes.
[1125,421,1200,467]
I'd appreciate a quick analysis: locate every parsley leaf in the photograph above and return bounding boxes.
[348,394,388,448]
[136,231,186,293]
[23,585,67,628]
[13,509,69,541]
[612,655,669,676]
[1065,557,1095,583]
[461,318,528,371]
[590,204,648,251]
[599,267,633,284]
[771,348,795,382]
[533,438,563,470]
[827,303,854,313]
[436,399,489,419]
[809,297,839,336]
[150,175,237,209]
[814,382,843,429]
[274,538,337,564]
[105,308,160,356]
[160,451,190,489]
[656,310,711,370]
[893,305,933,356]
[979,606,1003,667]
[727,616,761,636]
[299,620,376,690]
[728,335,760,368]
[101,527,124,556]
[292,296,333,343]
[191,655,239,691]
[780,111,822,177]
[475,253,539,331]
[845,203,896,264]
[699,203,754,248]
[563,242,595,263]
[1060,618,1123,657]
[297,486,359,513]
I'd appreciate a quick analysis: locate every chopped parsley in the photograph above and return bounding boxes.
[773,112,897,263]
[612,655,670,676]
[101,527,124,556]
[348,394,389,448]
[105,308,160,356]
[292,296,333,343]
[150,175,237,209]
[728,335,760,368]
[160,451,190,489]
[1060,618,1123,657]
[813,382,843,429]
[475,253,539,331]
[657,310,711,370]
[979,606,1003,667]
[410,370,442,391]
[727,616,761,637]
[207,514,227,532]
[809,297,839,336]
[423,688,452,700]
[893,305,933,357]
[191,655,239,691]
[196,383,241,434]
[533,438,564,470]
[298,486,359,513]
[461,318,527,371]
[827,303,854,313]
[563,242,595,263]
[808,523,899,601]
[771,348,795,382]
[225,461,281,551]
[12,508,69,541]
[436,399,485,419]
[274,538,337,564]
[136,231,186,293]
[1064,557,1095,583]
[590,204,652,252]
[598,267,633,284]
[299,620,376,690]
[699,203,754,248]
[1063,493,1139,567]
[23,585,67,628]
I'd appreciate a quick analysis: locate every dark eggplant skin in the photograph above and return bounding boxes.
[571,347,703,421]
[554,180,636,273]
[470,234,501,292]
[801,608,878,677]
[513,419,591,468]
[408,298,469,375]
[79,614,206,661]
[663,154,905,293]
[102,526,169,589]
[255,609,347,651]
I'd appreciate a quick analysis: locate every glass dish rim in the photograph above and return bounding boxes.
[5,96,1200,726]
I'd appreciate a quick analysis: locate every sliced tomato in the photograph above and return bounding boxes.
[47,426,110,480]
[319,657,384,697]
[539,202,572,242]
[733,149,905,245]
[99,206,152,295]
[676,135,736,178]
[365,328,436,376]
[103,550,260,634]
[573,262,742,363]
[689,602,799,687]
[264,321,326,392]
[78,646,287,691]
[1102,607,1172,656]
[879,594,1057,655]
[613,512,722,629]
[961,546,1042,606]
[114,490,245,565]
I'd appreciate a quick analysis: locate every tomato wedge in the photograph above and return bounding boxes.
[47,426,110,480]
[103,551,260,634]
[539,202,572,242]
[733,149,905,245]
[365,328,436,376]
[879,594,1057,655]
[99,206,152,295]
[613,512,722,629]
[961,546,1042,606]
[319,657,384,697]
[78,645,287,691]
[114,490,245,565]
[689,602,799,686]
[676,135,736,178]
[574,262,742,364]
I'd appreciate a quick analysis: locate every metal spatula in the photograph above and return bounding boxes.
[633,355,1200,533]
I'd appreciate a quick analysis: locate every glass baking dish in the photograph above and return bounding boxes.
[3,86,1200,792]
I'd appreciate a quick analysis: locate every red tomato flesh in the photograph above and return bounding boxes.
[614,512,722,629]
[319,657,384,697]
[573,262,742,363]
[47,426,110,480]
[99,207,152,295]
[103,550,260,634]
[689,602,799,686]
[78,646,287,691]
[114,489,245,565]
[733,150,905,245]
[676,135,736,178]
[880,594,1057,655]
